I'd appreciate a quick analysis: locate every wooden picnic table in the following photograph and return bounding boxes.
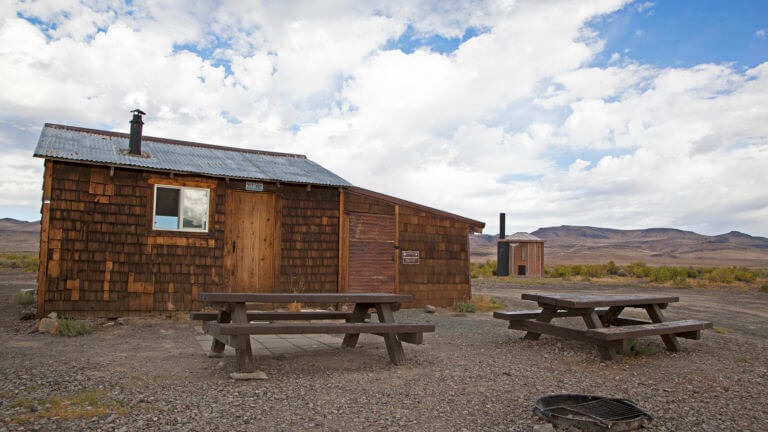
[494,293,712,361]
[192,293,435,373]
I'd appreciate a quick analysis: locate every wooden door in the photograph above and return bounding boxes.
[346,212,396,293]
[223,190,275,293]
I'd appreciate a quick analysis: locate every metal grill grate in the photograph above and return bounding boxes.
[535,394,652,431]
[561,398,647,422]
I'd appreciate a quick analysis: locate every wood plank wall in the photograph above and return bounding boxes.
[41,162,225,318]
[275,186,340,295]
[345,192,471,308]
[510,242,544,278]
[39,162,473,316]
[398,206,471,308]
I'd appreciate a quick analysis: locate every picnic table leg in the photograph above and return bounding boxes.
[375,303,406,365]
[598,306,624,327]
[522,306,557,341]
[582,311,619,361]
[645,304,682,352]
[208,309,230,355]
[230,303,256,373]
[342,303,372,349]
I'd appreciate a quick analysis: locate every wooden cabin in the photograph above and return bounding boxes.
[498,233,545,278]
[33,115,484,318]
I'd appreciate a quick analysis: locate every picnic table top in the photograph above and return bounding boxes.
[198,292,413,304]
[521,293,679,309]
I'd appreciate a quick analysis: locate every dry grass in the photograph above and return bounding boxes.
[451,291,507,313]
[9,290,34,306]
[713,326,734,334]
[473,291,507,312]
[9,389,126,423]
[452,301,476,313]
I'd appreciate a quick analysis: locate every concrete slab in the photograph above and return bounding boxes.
[195,333,360,358]
[230,371,268,380]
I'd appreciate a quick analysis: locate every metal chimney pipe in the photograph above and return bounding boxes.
[128,109,146,155]
[497,212,509,276]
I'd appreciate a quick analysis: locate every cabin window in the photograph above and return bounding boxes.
[153,185,209,232]
[521,245,527,261]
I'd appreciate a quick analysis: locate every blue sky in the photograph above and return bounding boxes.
[591,1,768,69]
[1,0,767,236]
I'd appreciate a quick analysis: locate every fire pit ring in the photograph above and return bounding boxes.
[534,394,652,432]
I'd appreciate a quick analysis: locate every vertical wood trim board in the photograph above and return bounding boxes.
[394,204,399,294]
[337,189,344,293]
[340,214,349,292]
[466,227,470,299]
[36,160,53,317]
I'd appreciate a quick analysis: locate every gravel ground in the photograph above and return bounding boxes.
[1,272,767,431]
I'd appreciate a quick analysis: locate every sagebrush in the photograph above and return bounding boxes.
[57,318,92,337]
[545,261,765,287]
[10,290,35,306]
[453,301,476,313]
[0,253,38,273]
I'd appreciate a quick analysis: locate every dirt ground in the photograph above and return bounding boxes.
[1,272,767,431]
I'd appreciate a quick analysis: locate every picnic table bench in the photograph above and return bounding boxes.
[192,293,435,373]
[494,293,712,361]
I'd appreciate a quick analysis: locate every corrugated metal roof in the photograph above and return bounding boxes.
[500,232,544,242]
[33,124,351,187]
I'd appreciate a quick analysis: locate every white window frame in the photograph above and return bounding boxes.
[152,184,210,232]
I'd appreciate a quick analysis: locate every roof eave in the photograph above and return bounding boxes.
[345,186,485,231]
[35,155,350,188]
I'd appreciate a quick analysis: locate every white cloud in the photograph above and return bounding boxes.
[0,0,767,238]
[0,151,43,207]
[756,29,766,39]
[633,2,654,14]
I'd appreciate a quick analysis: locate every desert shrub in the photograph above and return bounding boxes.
[581,264,606,278]
[548,265,572,279]
[9,290,35,306]
[625,262,649,278]
[707,267,735,284]
[453,301,476,313]
[606,260,619,275]
[759,282,768,293]
[648,266,673,283]
[470,260,497,278]
[685,267,699,278]
[57,318,92,337]
[474,293,507,312]
[673,274,692,288]
[569,264,583,276]
[734,270,758,283]
[0,253,38,273]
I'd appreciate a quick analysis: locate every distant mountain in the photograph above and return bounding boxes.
[0,218,40,232]
[471,226,768,267]
[0,218,40,252]
[4,216,768,266]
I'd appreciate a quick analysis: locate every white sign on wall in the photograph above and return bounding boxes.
[402,251,420,264]
[245,182,264,191]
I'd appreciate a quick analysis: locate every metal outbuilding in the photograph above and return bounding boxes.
[496,213,544,278]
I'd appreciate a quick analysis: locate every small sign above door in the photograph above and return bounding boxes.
[402,250,420,264]
[245,182,264,191]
